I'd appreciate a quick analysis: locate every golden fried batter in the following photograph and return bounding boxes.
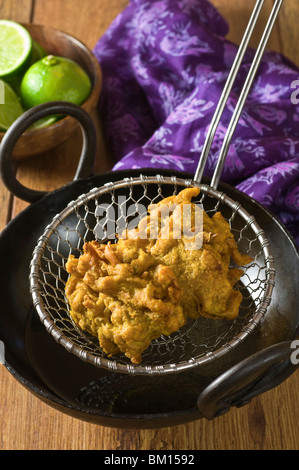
[65,187,252,364]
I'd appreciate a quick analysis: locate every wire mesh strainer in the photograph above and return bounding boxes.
[29,0,280,375]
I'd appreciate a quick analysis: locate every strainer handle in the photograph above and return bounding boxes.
[197,340,299,420]
[194,0,284,188]
[0,101,97,203]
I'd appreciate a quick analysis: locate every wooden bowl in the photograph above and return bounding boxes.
[0,23,102,160]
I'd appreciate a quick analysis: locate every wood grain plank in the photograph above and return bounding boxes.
[275,0,299,66]
[33,0,129,49]
[0,0,33,22]
[0,184,12,231]
[212,0,281,52]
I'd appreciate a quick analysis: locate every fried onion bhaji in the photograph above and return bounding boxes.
[65,187,252,364]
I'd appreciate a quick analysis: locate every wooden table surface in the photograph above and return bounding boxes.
[0,0,298,451]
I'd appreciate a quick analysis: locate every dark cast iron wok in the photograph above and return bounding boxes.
[0,102,298,428]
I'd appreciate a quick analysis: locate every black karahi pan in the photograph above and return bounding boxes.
[0,102,298,428]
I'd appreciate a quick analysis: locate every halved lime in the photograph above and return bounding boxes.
[0,20,33,80]
[6,39,47,95]
[0,79,24,131]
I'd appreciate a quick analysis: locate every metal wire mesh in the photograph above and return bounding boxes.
[29,175,275,375]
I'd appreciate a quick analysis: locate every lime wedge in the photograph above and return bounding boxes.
[0,79,24,131]
[0,20,32,79]
[29,115,58,130]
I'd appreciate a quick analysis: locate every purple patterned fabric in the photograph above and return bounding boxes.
[93,0,299,246]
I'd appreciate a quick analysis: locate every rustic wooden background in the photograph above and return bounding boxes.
[0,0,298,450]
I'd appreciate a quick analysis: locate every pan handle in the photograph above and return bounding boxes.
[197,339,299,420]
[0,101,97,203]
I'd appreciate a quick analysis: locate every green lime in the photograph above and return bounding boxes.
[20,55,92,109]
[0,20,32,80]
[30,40,47,65]
[0,79,24,131]
[29,115,58,130]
